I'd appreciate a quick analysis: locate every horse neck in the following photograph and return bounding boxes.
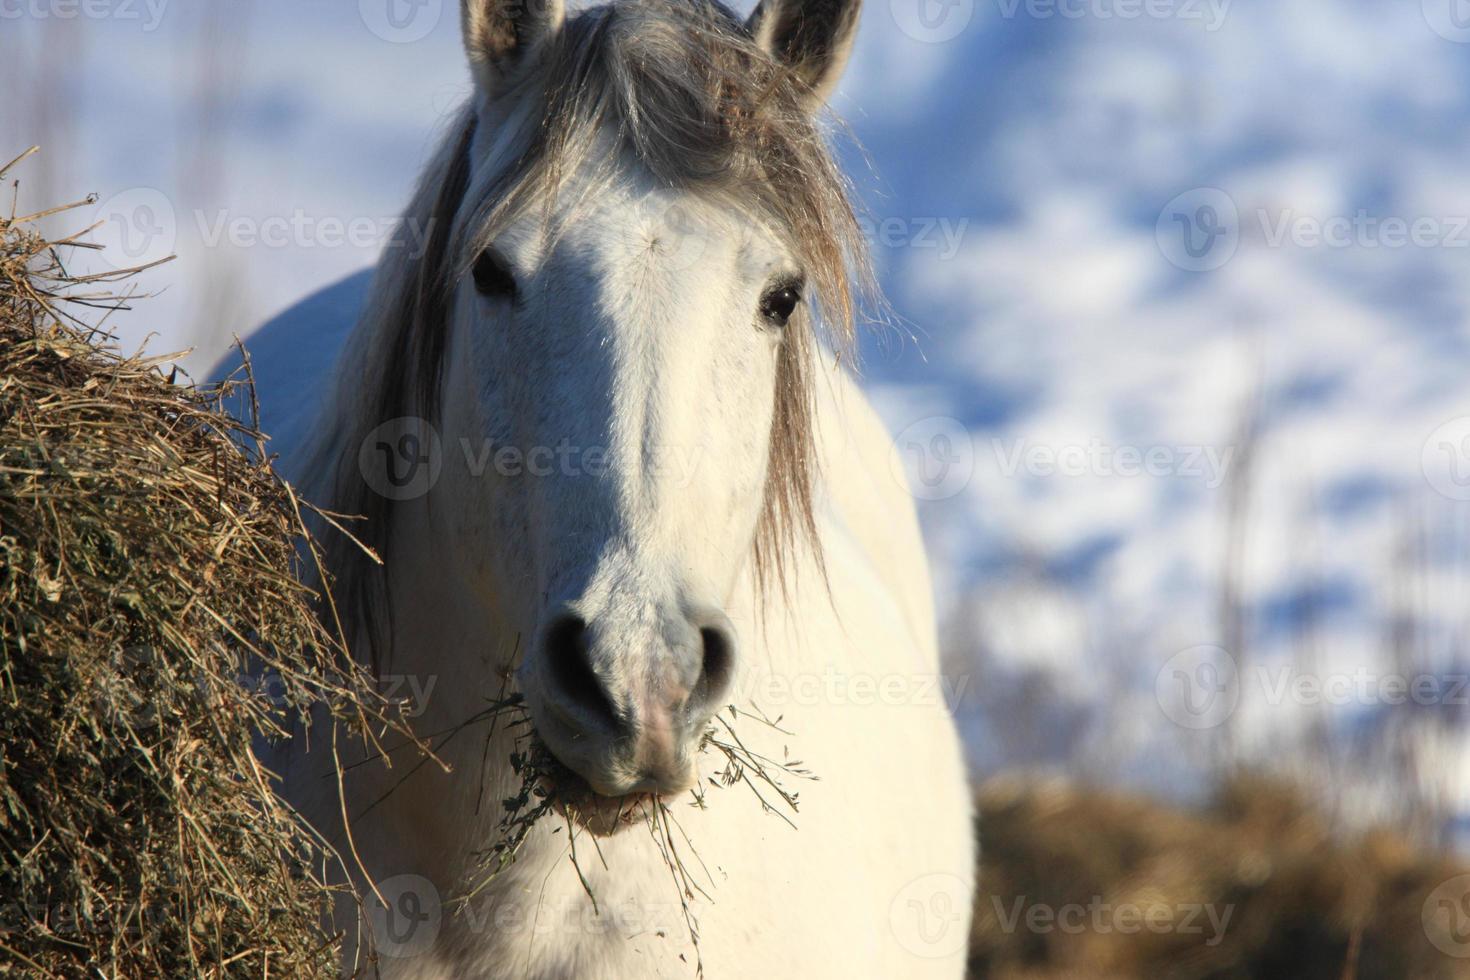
[375,500,517,731]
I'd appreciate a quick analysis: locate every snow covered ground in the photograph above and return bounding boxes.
[7,0,1470,833]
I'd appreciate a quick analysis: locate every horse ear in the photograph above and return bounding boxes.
[461,0,565,93]
[746,0,862,107]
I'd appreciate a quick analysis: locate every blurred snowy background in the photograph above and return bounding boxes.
[8,0,1470,844]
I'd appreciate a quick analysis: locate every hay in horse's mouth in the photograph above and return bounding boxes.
[455,694,814,972]
[560,787,656,836]
[460,694,813,866]
[517,736,656,839]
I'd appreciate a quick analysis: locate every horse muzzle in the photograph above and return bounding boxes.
[520,600,736,798]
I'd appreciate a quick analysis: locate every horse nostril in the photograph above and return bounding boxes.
[691,618,736,714]
[543,613,621,730]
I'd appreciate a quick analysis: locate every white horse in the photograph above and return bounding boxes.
[227,0,973,975]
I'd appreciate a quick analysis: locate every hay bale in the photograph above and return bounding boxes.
[0,148,413,977]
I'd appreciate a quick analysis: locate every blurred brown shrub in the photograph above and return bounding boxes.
[970,773,1470,980]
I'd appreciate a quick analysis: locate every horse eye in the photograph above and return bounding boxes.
[759,281,802,327]
[473,247,517,298]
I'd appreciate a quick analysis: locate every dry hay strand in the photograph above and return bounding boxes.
[0,147,425,978]
[454,692,815,978]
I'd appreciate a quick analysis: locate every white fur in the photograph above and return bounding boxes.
[240,5,975,976]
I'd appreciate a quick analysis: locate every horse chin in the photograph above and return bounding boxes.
[525,728,687,837]
[549,772,659,837]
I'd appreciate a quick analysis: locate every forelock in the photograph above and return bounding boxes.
[456,0,871,344]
